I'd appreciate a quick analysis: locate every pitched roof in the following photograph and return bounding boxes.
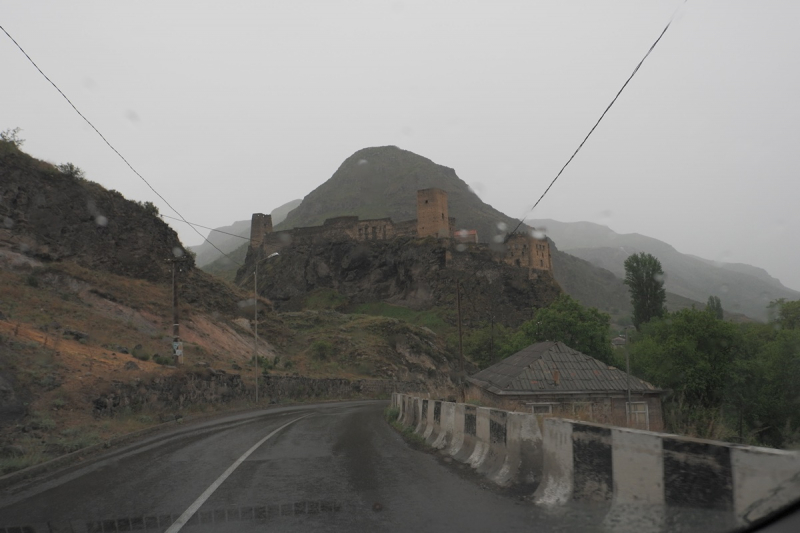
[467,341,662,395]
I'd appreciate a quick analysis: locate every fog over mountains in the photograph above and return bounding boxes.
[530,219,799,322]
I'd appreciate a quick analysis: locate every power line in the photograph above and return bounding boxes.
[0,24,239,267]
[160,214,250,241]
[509,3,685,236]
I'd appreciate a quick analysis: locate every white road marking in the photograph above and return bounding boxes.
[165,414,311,532]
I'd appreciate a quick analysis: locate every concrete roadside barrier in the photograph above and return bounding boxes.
[394,396,545,490]
[452,404,479,463]
[422,400,437,441]
[493,411,543,487]
[415,398,428,434]
[424,401,442,445]
[533,418,800,528]
[431,402,456,450]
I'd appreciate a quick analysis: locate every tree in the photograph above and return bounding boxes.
[623,252,666,330]
[0,127,24,148]
[56,162,86,180]
[501,294,613,363]
[629,309,742,438]
[768,298,800,330]
[706,295,724,320]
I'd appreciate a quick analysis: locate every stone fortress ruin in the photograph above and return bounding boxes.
[249,188,552,278]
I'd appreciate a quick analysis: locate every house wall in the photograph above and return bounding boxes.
[464,382,664,432]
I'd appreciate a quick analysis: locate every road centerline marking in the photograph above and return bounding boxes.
[165,414,311,532]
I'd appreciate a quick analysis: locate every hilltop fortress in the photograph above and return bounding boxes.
[248,188,552,279]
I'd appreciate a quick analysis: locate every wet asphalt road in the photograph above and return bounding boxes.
[0,401,552,533]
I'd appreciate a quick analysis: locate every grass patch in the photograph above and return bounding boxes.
[0,452,48,475]
[351,302,450,334]
[384,406,427,447]
[304,288,348,310]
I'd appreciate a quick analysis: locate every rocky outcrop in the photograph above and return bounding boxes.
[0,145,192,283]
[238,236,561,329]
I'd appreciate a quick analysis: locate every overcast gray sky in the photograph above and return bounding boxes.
[3,1,799,290]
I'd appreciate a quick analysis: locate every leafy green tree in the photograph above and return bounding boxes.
[706,295,723,320]
[623,252,666,330]
[768,298,800,330]
[501,294,613,363]
[463,322,510,369]
[629,308,741,438]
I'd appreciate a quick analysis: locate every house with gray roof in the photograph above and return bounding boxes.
[465,341,666,431]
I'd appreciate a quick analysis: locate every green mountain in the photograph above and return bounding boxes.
[531,219,798,321]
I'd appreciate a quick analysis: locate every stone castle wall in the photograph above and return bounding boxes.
[249,188,552,277]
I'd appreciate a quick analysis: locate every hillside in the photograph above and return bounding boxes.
[532,219,799,321]
[0,142,460,475]
[189,199,301,267]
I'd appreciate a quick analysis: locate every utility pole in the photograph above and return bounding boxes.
[254,260,259,404]
[456,279,465,396]
[254,252,279,405]
[167,257,187,365]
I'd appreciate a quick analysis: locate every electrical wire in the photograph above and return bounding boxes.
[160,214,250,241]
[509,2,685,236]
[0,24,240,267]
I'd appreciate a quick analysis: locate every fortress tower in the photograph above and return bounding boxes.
[249,213,273,249]
[416,188,451,238]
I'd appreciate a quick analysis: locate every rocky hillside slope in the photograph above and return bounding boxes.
[237,236,561,329]
[1,143,188,283]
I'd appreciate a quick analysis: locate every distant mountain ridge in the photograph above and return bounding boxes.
[530,219,799,321]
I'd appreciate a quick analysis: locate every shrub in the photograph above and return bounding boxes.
[0,127,24,147]
[56,162,86,180]
[310,340,334,360]
[153,355,173,365]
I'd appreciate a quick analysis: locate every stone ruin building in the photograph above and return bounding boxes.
[249,188,552,278]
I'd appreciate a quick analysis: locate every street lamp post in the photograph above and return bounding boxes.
[254,252,279,405]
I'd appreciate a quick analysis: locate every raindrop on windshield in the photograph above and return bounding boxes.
[493,235,504,244]
[531,229,546,240]
[357,159,368,165]
[455,244,467,252]
[95,215,108,227]
[496,222,507,231]
[279,233,292,245]
[3,217,13,229]
[172,247,185,258]
[654,273,665,283]
[719,284,729,294]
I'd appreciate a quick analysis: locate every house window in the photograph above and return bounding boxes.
[530,403,553,415]
[626,402,649,430]
[572,402,593,421]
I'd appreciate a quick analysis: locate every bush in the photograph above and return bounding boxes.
[0,127,24,147]
[153,355,173,365]
[383,406,400,423]
[131,345,151,361]
[56,162,86,180]
[310,340,334,360]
